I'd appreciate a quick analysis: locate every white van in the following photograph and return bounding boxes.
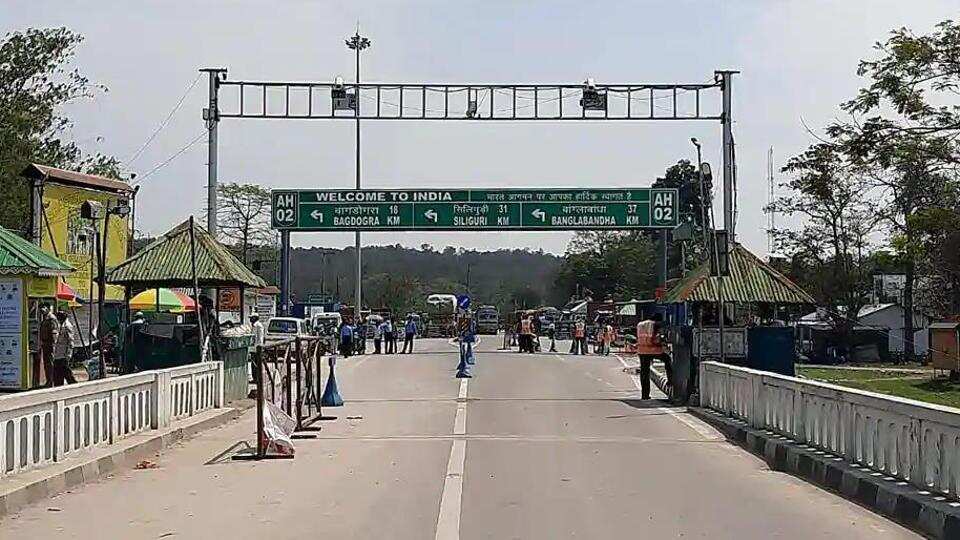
[266,317,311,341]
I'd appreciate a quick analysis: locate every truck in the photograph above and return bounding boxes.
[424,294,458,338]
[475,305,499,334]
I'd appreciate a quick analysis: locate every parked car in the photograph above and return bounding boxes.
[266,317,311,341]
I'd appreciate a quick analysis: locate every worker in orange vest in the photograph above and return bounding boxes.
[571,319,586,355]
[605,323,617,356]
[519,316,534,353]
[636,313,666,399]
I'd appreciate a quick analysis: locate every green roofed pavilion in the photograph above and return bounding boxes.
[108,219,266,289]
[662,243,813,305]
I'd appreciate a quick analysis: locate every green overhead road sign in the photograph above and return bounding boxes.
[271,188,678,231]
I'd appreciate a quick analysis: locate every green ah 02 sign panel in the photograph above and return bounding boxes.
[272,188,678,231]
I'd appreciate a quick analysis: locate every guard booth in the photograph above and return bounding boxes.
[0,225,75,390]
[660,243,814,403]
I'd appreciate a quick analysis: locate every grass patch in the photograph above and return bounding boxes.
[798,367,960,409]
[798,367,921,383]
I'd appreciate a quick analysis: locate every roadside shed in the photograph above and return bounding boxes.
[0,225,74,390]
[108,219,265,399]
[661,243,814,401]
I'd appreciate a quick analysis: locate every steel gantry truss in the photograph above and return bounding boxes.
[201,68,739,313]
[213,78,726,121]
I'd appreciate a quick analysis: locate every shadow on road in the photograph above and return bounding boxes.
[205,441,256,465]
[615,398,674,410]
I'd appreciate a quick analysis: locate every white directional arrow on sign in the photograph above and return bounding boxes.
[310,210,323,220]
[424,209,439,222]
[532,208,546,222]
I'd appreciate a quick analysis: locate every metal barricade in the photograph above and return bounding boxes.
[233,336,332,461]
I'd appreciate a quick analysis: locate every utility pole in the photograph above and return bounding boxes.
[200,68,226,238]
[279,231,290,315]
[767,146,776,254]
[346,30,371,313]
[717,70,738,241]
[692,137,726,365]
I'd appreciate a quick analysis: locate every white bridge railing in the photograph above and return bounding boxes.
[700,361,960,499]
[1,362,223,479]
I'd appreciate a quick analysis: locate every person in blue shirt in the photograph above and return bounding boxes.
[401,315,418,354]
[459,313,477,365]
[383,318,395,354]
[339,319,355,358]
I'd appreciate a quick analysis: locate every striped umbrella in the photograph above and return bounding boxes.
[56,280,80,301]
[129,288,197,312]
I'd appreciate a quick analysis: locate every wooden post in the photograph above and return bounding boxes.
[188,217,205,359]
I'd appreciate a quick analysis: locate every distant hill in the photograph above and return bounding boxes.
[290,244,564,313]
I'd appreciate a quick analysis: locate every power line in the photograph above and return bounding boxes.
[133,131,206,185]
[127,73,203,165]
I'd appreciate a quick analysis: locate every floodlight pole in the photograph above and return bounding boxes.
[347,32,370,316]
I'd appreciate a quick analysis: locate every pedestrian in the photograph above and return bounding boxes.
[123,311,146,374]
[402,315,417,353]
[459,313,477,365]
[38,303,59,387]
[249,314,265,381]
[547,321,557,352]
[602,322,614,355]
[373,318,384,354]
[533,317,542,352]
[357,317,367,354]
[247,314,262,345]
[636,313,666,400]
[385,318,396,354]
[340,319,354,358]
[572,319,586,355]
[52,310,77,386]
[519,315,534,353]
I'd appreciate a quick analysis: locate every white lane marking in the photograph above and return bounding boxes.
[613,354,720,441]
[436,378,468,539]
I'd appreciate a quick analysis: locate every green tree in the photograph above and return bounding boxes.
[0,27,121,233]
[841,20,960,143]
[827,20,960,359]
[769,143,876,350]
[555,231,657,301]
[651,159,714,275]
[216,182,272,264]
[363,273,424,315]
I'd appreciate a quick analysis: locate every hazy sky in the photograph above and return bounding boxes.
[5,1,956,255]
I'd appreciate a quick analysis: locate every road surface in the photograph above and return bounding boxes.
[0,338,918,539]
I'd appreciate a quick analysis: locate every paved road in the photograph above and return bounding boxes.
[1,338,918,539]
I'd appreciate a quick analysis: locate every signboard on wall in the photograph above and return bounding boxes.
[256,294,277,319]
[0,278,25,389]
[218,288,242,312]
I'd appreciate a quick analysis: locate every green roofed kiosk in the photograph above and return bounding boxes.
[0,225,74,390]
[108,218,265,375]
[659,243,814,403]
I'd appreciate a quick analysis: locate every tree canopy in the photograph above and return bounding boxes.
[0,27,121,233]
